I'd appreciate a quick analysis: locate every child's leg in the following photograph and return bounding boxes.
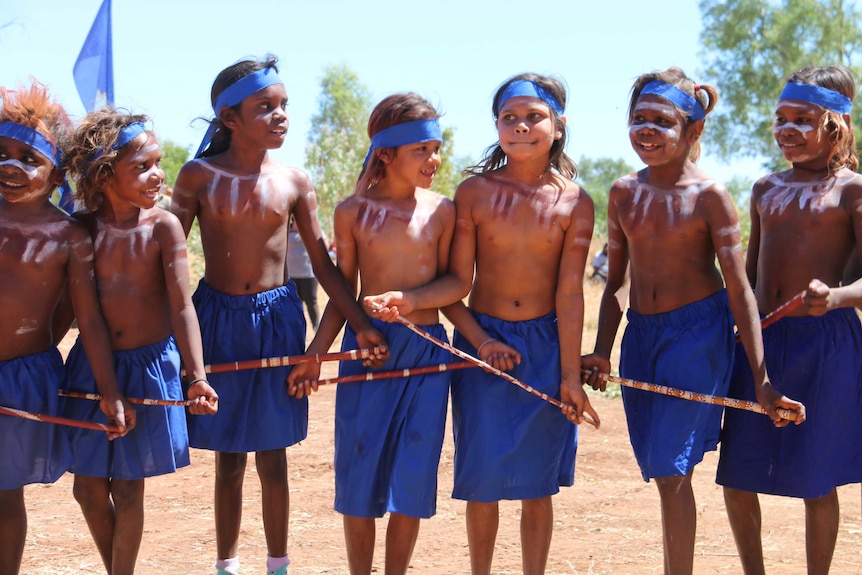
[722,487,764,575]
[654,473,696,575]
[805,489,839,575]
[343,515,375,575]
[384,513,419,575]
[465,501,499,575]
[215,451,248,560]
[0,487,26,575]
[255,449,288,557]
[109,478,145,575]
[73,475,115,573]
[521,496,553,575]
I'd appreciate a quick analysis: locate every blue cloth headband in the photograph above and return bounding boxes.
[363,118,442,168]
[639,81,706,121]
[83,122,148,175]
[779,82,852,114]
[497,80,564,117]
[196,67,284,157]
[0,122,62,166]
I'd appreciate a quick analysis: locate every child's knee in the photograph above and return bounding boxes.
[110,479,144,509]
[216,452,248,484]
[255,449,287,482]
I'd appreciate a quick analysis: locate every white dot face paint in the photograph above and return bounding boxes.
[773,100,829,165]
[628,97,686,164]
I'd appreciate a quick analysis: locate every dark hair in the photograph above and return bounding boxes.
[67,108,151,211]
[627,67,718,163]
[464,73,577,180]
[354,93,440,194]
[197,54,280,158]
[785,65,859,173]
[0,80,73,172]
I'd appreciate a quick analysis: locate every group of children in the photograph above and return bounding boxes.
[0,54,858,575]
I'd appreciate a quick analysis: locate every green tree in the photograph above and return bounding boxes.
[699,0,862,169]
[576,156,635,236]
[305,65,372,237]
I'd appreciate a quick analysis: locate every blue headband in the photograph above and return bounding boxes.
[83,122,148,175]
[497,80,564,117]
[779,82,852,114]
[196,67,284,158]
[639,81,706,121]
[362,118,442,168]
[0,122,62,166]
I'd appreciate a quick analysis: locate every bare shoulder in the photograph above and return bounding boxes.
[417,187,455,211]
[335,193,363,217]
[273,163,313,188]
[608,171,640,196]
[751,170,784,199]
[837,167,862,196]
[147,206,184,233]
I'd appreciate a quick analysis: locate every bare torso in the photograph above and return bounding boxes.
[461,172,591,321]
[613,172,726,315]
[339,187,454,326]
[0,202,83,360]
[751,168,862,314]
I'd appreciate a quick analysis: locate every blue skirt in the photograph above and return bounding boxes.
[189,280,307,452]
[0,348,71,489]
[716,308,862,498]
[621,290,733,481]
[63,336,189,480]
[451,311,577,502]
[335,320,450,518]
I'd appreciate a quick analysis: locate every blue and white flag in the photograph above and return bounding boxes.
[73,0,114,113]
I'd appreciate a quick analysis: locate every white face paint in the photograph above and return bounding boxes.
[773,121,816,136]
[0,158,38,178]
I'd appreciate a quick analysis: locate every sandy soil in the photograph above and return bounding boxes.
[18,278,862,575]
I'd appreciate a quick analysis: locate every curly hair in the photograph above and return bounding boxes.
[0,80,73,169]
[66,108,151,211]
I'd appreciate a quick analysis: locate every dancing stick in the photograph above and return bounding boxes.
[311,361,477,386]
[387,313,599,428]
[735,291,806,342]
[184,347,384,376]
[0,404,121,433]
[586,371,797,421]
[59,390,193,407]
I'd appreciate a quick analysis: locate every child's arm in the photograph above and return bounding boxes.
[582,185,630,391]
[51,286,75,345]
[291,174,387,361]
[441,301,521,371]
[66,226,135,439]
[169,161,201,238]
[558,189,600,427]
[364,179,477,319]
[709,185,805,426]
[157,213,218,415]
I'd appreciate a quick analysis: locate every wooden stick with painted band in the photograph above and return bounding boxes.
[388,313,599,428]
[59,390,194,407]
[586,371,798,421]
[735,291,806,343]
[183,347,384,376]
[310,361,477,386]
[0,404,121,433]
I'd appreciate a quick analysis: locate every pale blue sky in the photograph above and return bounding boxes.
[1,0,765,185]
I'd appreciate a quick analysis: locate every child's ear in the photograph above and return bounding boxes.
[220,107,240,130]
[686,119,705,144]
[555,114,567,140]
[376,148,394,165]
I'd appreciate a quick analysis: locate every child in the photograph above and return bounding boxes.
[62,110,219,575]
[716,65,862,575]
[287,92,454,575]
[365,73,598,575]
[170,54,386,575]
[0,81,130,575]
[580,67,805,575]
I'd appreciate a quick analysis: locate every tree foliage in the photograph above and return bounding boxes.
[304,65,372,237]
[432,127,471,198]
[699,0,862,169]
[576,156,636,237]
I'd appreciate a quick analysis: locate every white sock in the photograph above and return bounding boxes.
[266,554,290,573]
[216,557,239,575]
